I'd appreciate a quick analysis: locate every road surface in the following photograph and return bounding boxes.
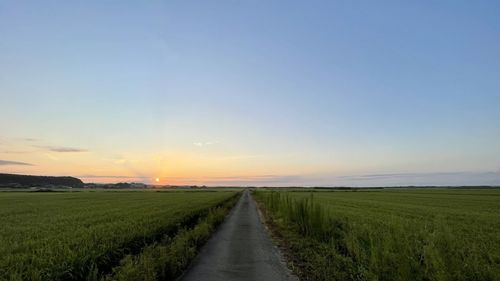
[181,190,298,281]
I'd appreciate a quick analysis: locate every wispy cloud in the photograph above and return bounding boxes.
[336,171,493,181]
[1,138,87,153]
[48,147,88,153]
[35,146,88,153]
[1,150,33,154]
[167,174,303,186]
[330,171,500,186]
[166,171,500,187]
[80,175,149,179]
[193,141,218,147]
[0,160,33,166]
[79,175,151,183]
[0,137,38,146]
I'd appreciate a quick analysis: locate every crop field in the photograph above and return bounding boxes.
[254,188,500,281]
[0,190,239,281]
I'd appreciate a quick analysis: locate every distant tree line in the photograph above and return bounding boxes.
[84,182,147,188]
[0,173,84,188]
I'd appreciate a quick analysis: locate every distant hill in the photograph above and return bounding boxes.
[0,173,84,188]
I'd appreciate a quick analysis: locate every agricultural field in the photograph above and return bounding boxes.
[0,190,240,281]
[254,188,500,281]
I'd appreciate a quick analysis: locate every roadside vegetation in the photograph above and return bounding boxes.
[254,189,500,281]
[103,196,238,281]
[0,190,239,281]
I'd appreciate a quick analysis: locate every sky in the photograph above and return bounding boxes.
[1,0,499,186]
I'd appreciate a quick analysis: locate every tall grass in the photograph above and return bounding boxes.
[265,192,342,242]
[254,190,500,281]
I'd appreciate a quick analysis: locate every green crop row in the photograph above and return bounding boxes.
[103,195,238,281]
[254,189,500,281]
[0,191,239,281]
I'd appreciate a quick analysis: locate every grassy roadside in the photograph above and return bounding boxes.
[253,191,315,280]
[254,195,361,281]
[102,192,240,281]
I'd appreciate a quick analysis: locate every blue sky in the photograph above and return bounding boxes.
[1,0,499,186]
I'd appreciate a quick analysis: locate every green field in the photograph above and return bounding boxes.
[254,188,500,281]
[0,190,239,281]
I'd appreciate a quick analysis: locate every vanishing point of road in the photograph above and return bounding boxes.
[181,190,298,281]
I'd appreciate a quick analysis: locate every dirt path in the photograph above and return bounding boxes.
[180,190,297,281]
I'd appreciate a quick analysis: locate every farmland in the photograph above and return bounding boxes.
[0,190,239,281]
[254,188,500,281]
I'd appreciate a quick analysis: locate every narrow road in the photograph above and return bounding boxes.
[181,190,298,281]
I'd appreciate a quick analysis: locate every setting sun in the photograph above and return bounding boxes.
[155,178,160,183]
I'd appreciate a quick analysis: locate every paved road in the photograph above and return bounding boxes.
[181,190,298,281]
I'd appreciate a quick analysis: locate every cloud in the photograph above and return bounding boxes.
[35,146,88,153]
[330,171,500,187]
[167,174,303,186]
[49,147,87,152]
[173,172,500,187]
[80,175,149,179]
[336,171,487,181]
[0,160,33,166]
[193,141,218,147]
[1,150,33,154]
[79,175,151,183]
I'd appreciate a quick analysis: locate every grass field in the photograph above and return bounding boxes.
[0,190,239,281]
[254,188,500,281]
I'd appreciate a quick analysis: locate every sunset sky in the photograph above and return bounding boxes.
[1,1,499,186]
